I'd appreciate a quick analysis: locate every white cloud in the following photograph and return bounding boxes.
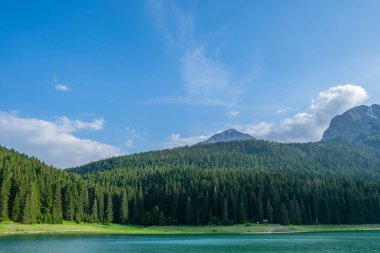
[148,46,236,107]
[147,1,244,107]
[244,122,273,137]
[180,46,235,105]
[227,111,240,117]
[55,84,69,92]
[241,84,369,142]
[147,0,194,47]
[0,112,122,168]
[57,116,104,132]
[165,133,209,148]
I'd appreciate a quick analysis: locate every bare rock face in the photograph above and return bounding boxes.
[197,129,255,145]
[322,104,380,144]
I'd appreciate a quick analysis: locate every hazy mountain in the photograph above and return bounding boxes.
[197,129,255,145]
[322,104,380,147]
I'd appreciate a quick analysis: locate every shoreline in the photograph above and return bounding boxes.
[1,222,379,236]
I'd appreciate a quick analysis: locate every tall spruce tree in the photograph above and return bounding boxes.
[265,200,273,224]
[104,193,113,224]
[0,167,11,221]
[119,190,129,224]
[279,203,289,225]
[52,182,63,224]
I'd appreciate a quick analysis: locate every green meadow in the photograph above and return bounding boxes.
[1,221,379,236]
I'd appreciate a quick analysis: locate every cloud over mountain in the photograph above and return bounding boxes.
[242,84,369,142]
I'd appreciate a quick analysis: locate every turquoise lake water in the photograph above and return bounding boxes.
[0,231,379,253]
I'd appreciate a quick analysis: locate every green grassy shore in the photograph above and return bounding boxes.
[1,221,379,236]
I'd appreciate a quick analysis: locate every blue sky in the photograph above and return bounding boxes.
[1,0,380,168]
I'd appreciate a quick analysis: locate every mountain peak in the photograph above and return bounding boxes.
[322,104,380,143]
[224,128,239,134]
[197,129,255,145]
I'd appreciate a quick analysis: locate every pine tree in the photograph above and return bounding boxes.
[119,190,129,224]
[271,188,281,223]
[97,191,105,223]
[10,191,21,222]
[289,200,296,224]
[238,199,247,223]
[265,200,273,224]
[294,198,302,225]
[170,188,179,222]
[185,196,192,224]
[131,196,139,221]
[83,188,90,214]
[41,178,53,223]
[52,182,63,224]
[104,193,113,224]
[62,184,74,221]
[222,198,229,222]
[22,182,39,224]
[137,187,144,216]
[257,195,264,223]
[212,186,219,218]
[279,203,289,225]
[91,197,98,223]
[0,167,11,221]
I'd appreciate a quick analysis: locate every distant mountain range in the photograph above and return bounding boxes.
[197,129,255,145]
[322,104,380,148]
[196,104,380,147]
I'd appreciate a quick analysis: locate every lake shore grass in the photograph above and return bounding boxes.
[0,221,379,236]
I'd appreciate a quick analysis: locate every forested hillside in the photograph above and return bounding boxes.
[70,140,380,180]
[1,140,380,226]
[0,146,116,224]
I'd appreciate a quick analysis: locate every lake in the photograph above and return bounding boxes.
[0,231,379,253]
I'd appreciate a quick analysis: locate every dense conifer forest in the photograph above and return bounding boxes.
[1,140,380,226]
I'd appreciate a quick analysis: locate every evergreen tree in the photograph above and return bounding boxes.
[238,199,247,223]
[52,182,63,224]
[119,190,129,224]
[91,197,98,223]
[265,200,273,224]
[222,198,229,222]
[185,196,192,224]
[40,178,53,223]
[10,191,21,222]
[62,184,74,221]
[104,193,113,224]
[22,183,39,224]
[279,203,289,225]
[257,195,264,223]
[212,186,219,218]
[0,167,11,221]
[289,198,302,225]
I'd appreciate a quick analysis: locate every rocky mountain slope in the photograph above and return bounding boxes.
[322,104,380,147]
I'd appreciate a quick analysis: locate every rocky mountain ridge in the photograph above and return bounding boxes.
[197,128,255,145]
[322,104,380,146]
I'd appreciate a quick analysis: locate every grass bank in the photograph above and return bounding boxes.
[0,221,379,236]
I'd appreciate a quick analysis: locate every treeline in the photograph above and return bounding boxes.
[70,140,380,180]
[1,141,380,226]
[82,168,380,226]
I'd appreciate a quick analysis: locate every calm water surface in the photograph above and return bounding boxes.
[0,231,379,253]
